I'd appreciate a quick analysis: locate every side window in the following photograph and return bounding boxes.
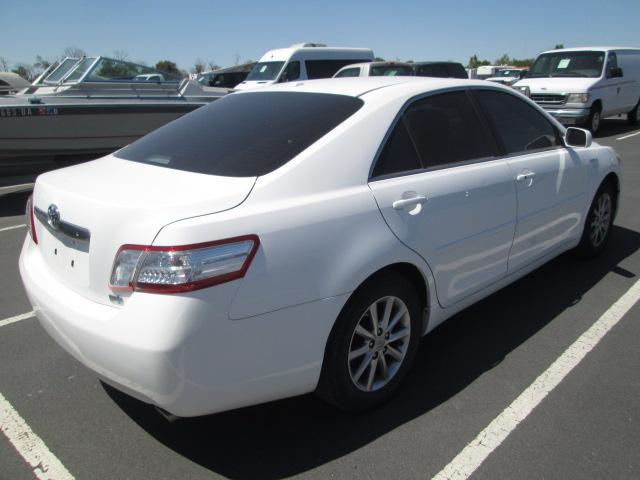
[280,61,300,82]
[475,90,560,154]
[403,91,494,167]
[305,60,365,79]
[371,121,421,178]
[335,68,360,78]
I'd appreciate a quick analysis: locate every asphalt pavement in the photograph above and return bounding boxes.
[1,118,639,480]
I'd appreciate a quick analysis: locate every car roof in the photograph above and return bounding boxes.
[540,46,640,54]
[237,76,509,99]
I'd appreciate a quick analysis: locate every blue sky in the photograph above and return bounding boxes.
[1,0,638,71]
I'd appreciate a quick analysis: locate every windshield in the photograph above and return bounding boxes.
[497,70,520,77]
[84,58,180,82]
[370,65,414,76]
[246,62,285,81]
[115,92,364,177]
[43,58,80,84]
[63,58,97,83]
[529,51,605,78]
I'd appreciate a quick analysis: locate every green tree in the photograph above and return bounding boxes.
[495,53,511,65]
[155,60,180,76]
[554,44,565,49]
[467,55,491,69]
[374,57,385,62]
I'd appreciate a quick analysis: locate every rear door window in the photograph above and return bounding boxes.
[403,91,495,167]
[475,90,560,154]
[371,121,422,178]
[115,92,364,177]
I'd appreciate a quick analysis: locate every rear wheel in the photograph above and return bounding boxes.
[627,99,640,125]
[317,273,422,411]
[575,183,615,257]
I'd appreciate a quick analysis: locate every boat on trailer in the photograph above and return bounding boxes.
[0,56,230,187]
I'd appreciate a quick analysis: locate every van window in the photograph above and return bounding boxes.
[403,91,494,167]
[115,92,364,177]
[280,61,300,82]
[606,52,618,78]
[246,62,285,81]
[306,60,367,79]
[475,90,560,154]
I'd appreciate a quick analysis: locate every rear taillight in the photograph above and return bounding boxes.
[25,195,38,244]
[109,235,259,294]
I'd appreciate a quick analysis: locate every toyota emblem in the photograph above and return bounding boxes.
[47,204,60,230]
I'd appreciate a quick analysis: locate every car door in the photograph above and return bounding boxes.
[602,51,625,114]
[474,89,588,273]
[369,90,517,308]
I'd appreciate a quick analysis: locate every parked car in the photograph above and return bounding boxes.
[20,77,620,417]
[474,65,504,80]
[333,61,414,77]
[413,61,468,79]
[486,67,528,86]
[197,63,255,89]
[235,43,374,90]
[514,46,640,133]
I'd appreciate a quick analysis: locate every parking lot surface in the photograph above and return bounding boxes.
[1,120,640,480]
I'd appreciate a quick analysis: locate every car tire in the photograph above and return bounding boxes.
[316,273,422,411]
[627,99,640,125]
[585,104,602,134]
[575,182,615,258]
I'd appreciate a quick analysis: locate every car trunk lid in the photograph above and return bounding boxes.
[32,155,256,306]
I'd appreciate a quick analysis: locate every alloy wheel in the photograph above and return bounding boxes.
[348,296,411,392]
[590,192,612,248]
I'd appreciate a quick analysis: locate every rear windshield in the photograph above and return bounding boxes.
[370,65,414,76]
[115,92,364,177]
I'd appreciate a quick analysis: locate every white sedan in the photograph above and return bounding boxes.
[20,77,621,417]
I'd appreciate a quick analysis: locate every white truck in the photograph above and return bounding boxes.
[235,43,374,90]
[514,46,640,133]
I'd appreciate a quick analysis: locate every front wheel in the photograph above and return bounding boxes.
[575,183,615,257]
[585,105,601,134]
[627,99,640,125]
[316,273,422,411]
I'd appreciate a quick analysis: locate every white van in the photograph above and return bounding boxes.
[514,46,640,133]
[235,43,374,90]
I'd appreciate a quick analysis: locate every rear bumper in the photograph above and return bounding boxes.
[19,237,347,416]
[542,107,590,125]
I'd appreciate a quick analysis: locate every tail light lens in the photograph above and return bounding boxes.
[25,195,38,244]
[109,235,259,294]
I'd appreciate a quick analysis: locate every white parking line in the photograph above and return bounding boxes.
[0,311,35,328]
[0,391,75,480]
[432,278,640,480]
[0,224,25,233]
[617,130,640,140]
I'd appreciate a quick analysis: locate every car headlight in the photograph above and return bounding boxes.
[514,85,530,97]
[566,93,590,104]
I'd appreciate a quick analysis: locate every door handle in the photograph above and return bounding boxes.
[392,195,428,210]
[516,171,536,183]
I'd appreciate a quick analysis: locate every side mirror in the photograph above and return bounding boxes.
[565,127,592,148]
[609,67,623,78]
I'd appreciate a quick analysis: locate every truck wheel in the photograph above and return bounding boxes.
[627,99,640,125]
[585,104,601,134]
